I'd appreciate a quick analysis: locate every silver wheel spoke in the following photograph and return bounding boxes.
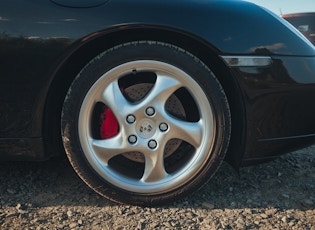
[100,81,131,118]
[141,74,182,105]
[142,149,167,182]
[168,116,203,148]
[91,135,125,163]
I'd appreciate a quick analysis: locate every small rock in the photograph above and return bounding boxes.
[67,210,73,217]
[251,210,258,214]
[260,214,268,219]
[230,201,237,207]
[7,188,16,195]
[6,212,19,218]
[69,223,77,229]
[281,194,290,199]
[202,202,215,210]
[301,199,314,208]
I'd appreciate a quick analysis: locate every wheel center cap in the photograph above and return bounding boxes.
[136,119,156,139]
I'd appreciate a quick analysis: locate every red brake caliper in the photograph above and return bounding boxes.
[100,107,119,139]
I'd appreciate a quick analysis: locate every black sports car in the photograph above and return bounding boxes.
[1,0,315,205]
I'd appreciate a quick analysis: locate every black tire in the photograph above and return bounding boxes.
[61,41,231,206]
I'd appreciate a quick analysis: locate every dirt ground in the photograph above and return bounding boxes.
[0,145,314,229]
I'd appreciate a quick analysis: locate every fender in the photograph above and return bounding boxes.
[1,0,314,56]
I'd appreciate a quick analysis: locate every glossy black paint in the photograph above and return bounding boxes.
[0,0,315,166]
[50,0,109,8]
[231,57,315,164]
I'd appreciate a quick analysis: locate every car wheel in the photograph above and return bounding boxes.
[61,41,231,205]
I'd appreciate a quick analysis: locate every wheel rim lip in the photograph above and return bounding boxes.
[78,60,215,194]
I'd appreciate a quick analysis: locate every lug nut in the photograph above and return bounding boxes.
[126,114,136,124]
[159,123,168,132]
[148,140,157,149]
[128,135,137,144]
[146,107,155,116]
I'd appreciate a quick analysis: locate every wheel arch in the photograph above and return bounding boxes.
[43,25,246,168]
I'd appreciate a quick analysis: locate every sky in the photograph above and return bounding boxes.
[245,0,315,15]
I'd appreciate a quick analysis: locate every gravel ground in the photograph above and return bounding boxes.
[0,145,314,229]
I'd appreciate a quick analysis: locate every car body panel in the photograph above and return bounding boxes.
[229,56,315,163]
[1,0,315,164]
[50,0,109,8]
[1,0,314,55]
